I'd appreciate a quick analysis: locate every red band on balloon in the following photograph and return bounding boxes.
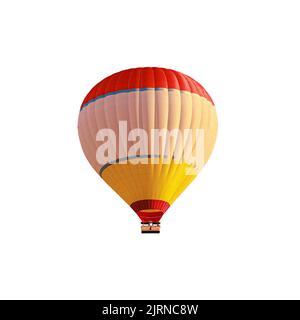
[81,67,214,109]
[130,199,170,223]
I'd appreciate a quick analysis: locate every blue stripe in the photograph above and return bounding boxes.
[81,87,165,110]
[99,154,167,176]
[109,154,162,165]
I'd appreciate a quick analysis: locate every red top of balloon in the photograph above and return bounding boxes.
[81,67,214,109]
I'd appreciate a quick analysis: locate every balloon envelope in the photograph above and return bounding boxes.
[78,67,217,232]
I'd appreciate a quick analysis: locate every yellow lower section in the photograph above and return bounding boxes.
[101,160,197,205]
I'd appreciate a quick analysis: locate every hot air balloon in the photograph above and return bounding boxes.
[78,67,217,233]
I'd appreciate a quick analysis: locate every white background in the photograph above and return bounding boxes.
[0,0,299,299]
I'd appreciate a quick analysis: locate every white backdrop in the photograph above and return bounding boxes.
[0,0,299,299]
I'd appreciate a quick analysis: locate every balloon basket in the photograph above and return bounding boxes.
[141,222,160,234]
